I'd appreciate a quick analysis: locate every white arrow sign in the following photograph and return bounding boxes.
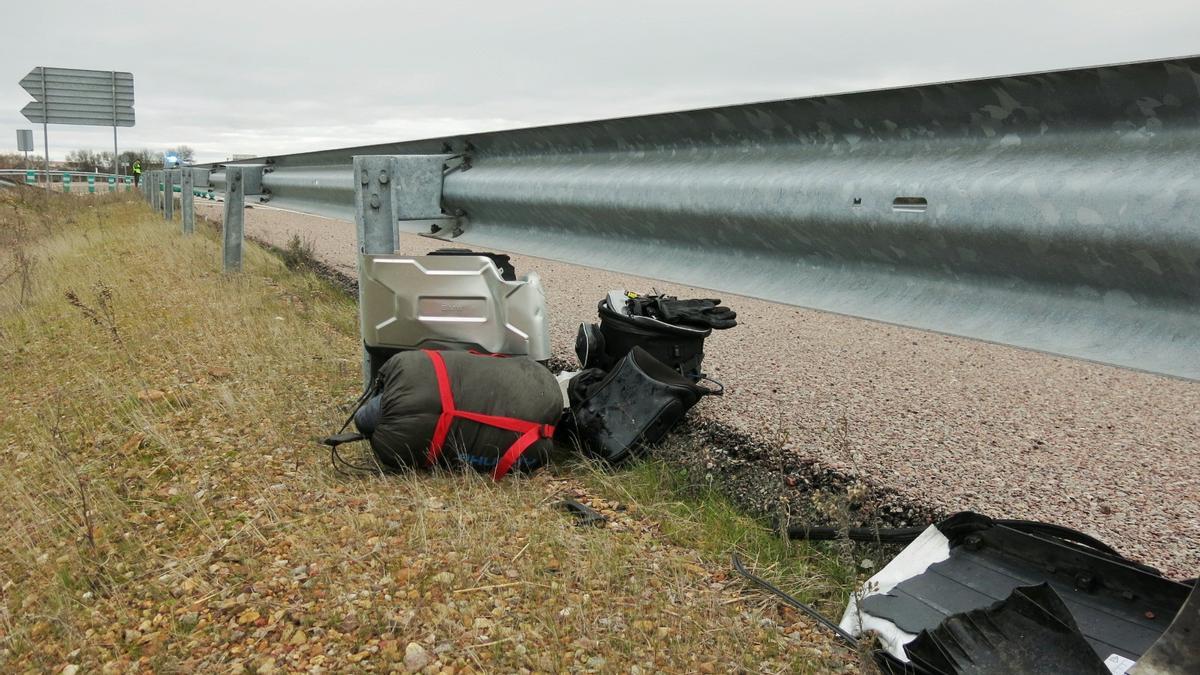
[18,66,136,190]
[19,67,135,126]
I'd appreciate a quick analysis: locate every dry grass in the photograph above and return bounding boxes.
[0,189,855,673]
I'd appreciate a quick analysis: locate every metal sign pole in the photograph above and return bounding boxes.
[40,67,49,191]
[111,71,119,179]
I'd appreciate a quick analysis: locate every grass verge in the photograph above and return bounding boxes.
[0,188,858,673]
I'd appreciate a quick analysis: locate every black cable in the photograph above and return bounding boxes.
[330,444,384,477]
[731,553,859,649]
[325,377,383,477]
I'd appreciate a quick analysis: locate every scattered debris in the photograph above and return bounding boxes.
[831,512,1193,673]
[558,498,607,527]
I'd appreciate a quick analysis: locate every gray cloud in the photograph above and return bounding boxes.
[3,0,1198,162]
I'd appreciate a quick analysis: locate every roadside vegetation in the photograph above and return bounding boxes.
[0,188,859,672]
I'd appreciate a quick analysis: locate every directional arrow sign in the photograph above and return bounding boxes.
[19,67,135,127]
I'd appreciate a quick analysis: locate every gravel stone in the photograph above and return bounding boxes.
[403,642,430,671]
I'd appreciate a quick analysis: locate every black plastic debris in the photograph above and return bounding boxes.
[1132,580,1200,674]
[558,498,607,527]
[735,511,1196,674]
[904,583,1109,675]
[856,512,1188,669]
[846,512,1193,673]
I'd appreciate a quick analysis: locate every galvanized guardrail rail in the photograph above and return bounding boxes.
[1,168,134,192]
[169,55,1198,380]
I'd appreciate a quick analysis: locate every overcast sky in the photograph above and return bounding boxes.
[3,1,1198,163]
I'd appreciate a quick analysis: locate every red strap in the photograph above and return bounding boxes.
[425,349,457,466]
[422,350,554,479]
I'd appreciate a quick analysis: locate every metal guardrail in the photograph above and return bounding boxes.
[0,168,126,180]
[194,55,1199,380]
[2,168,135,192]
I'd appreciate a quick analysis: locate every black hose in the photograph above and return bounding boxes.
[785,524,927,546]
[783,514,1160,574]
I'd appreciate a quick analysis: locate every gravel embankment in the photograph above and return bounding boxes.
[196,200,1200,578]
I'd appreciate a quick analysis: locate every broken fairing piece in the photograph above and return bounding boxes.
[905,583,1110,674]
[1129,580,1200,675]
[840,512,1193,673]
[839,524,950,660]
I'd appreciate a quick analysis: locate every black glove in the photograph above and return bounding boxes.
[653,297,737,329]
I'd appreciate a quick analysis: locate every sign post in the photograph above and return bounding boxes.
[18,67,135,190]
[16,129,34,169]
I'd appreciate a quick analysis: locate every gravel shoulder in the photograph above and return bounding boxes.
[198,200,1200,579]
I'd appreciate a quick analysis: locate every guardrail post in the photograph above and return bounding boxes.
[150,171,159,211]
[181,168,194,234]
[351,154,453,387]
[163,170,175,220]
[353,156,401,387]
[222,166,244,273]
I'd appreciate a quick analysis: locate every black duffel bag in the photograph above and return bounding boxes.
[566,346,722,464]
[328,349,562,479]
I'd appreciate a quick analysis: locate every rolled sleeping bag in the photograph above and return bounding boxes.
[361,349,563,478]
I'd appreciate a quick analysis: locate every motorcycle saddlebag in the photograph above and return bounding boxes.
[566,346,720,464]
[583,295,711,378]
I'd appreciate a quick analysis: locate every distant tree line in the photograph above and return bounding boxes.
[0,146,196,173]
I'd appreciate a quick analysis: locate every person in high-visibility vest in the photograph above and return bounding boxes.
[132,159,143,187]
